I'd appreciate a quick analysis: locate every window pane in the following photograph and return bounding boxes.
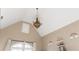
[21,23,30,34]
[24,48,32,51]
[25,43,33,49]
[11,41,23,48]
[10,48,22,51]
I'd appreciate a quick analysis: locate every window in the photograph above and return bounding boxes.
[21,23,30,34]
[5,40,36,51]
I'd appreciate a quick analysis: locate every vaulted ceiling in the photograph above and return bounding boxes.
[0,8,79,37]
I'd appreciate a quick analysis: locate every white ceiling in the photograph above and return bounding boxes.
[0,8,79,37]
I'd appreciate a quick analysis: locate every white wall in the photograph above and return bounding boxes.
[42,20,79,51]
[38,8,79,36]
[0,8,1,27]
[0,8,27,28]
[0,8,1,16]
[1,8,79,37]
[23,8,36,23]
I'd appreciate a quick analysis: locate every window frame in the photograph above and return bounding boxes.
[5,39,35,51]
